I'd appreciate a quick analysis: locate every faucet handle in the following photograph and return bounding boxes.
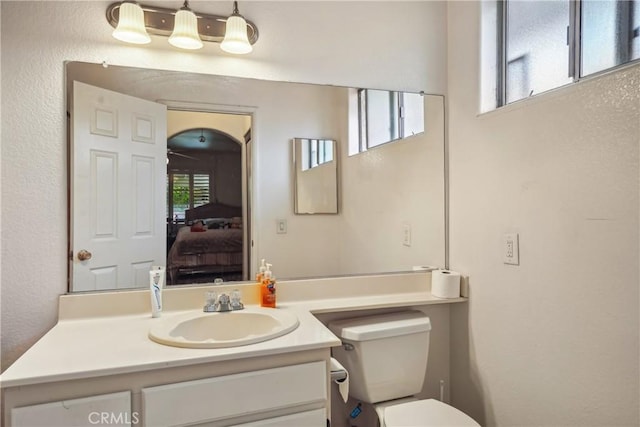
[203,291,218,312]
[230,289,244,310]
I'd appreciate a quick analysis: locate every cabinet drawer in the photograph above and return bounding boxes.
[11,391,132,427]
[229,408,326,426]
[142,361,326,426]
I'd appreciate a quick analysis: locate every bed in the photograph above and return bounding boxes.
[167,202,244,284]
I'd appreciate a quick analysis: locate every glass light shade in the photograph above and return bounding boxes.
[221,14,253,54]
[112,2,151,44]
[169,8,203,50]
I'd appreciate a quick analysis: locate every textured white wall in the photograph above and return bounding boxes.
[0,1,447,368]
[447,2,639,425]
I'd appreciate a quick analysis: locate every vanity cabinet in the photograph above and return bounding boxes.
[3,350,330,427]
[142,361,326,426]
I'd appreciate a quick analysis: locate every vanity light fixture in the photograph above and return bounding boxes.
[106,1,259,52]
[111,1,151,44]
[220,1,253,54]
[168,1,203,50]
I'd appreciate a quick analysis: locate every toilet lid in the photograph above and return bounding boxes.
[384,399,479,427]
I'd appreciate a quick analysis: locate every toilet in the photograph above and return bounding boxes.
[329,310,479,427]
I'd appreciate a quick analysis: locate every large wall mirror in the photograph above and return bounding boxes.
[66,61,446,292]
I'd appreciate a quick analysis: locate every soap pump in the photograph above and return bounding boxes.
[260,263,276,308]
[256,258,267,283]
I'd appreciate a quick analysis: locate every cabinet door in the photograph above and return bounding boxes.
[11,391,132,427]
[229,408,326,426]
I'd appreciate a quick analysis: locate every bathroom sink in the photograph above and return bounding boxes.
[148,307,300,349]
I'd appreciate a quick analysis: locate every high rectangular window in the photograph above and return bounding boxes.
[582,0,640,75]
[505,1,572,103]
[482,0,640,111]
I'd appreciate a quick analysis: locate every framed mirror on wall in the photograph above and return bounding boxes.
[293,138,338,215]
[66,61,446,293]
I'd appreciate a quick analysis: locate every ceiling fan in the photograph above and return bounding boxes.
[167,149,199,160]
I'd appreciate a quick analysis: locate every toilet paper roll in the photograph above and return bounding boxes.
[330,357,349,403]
[431,269,461,299]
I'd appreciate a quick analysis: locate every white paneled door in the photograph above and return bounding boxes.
[72,82,167,291]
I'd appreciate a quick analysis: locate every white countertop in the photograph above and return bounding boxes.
[0,272,467,388]
[0,306,338,388]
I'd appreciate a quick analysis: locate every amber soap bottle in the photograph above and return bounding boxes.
[260,263,276,308]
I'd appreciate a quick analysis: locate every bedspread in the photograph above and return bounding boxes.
[174,227,243,255]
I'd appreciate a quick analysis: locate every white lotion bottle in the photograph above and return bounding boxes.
[149,266,165,317]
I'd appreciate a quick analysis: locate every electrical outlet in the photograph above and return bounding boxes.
[276,219,287,234]
[402,223,411,247]
[503,233,519,265]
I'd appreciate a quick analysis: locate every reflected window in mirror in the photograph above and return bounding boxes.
[167,172,211,223]
[302,139,334,171]
[354,89,425,154]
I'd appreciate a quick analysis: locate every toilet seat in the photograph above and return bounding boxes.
[381,399,479,427]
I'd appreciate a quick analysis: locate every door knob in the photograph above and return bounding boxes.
[77,249,92,261]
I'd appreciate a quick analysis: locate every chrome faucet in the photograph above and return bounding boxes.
[216,293,231,312]
[203,289,244,312]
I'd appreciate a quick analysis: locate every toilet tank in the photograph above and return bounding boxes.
[329,311,431,404]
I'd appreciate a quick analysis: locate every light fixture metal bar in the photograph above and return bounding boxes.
[106,2,259,45]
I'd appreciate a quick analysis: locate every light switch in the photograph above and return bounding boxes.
[403,223,411,247]
[276,219,287,234]
[503,233,519,265]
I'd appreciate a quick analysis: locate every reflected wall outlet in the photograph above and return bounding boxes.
[503,233,519,265]
[276,219,287,234]
[402,222,411,247]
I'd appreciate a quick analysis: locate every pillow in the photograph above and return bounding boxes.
[206,218,228,228]
[230,217,243,229]
[190,221,206,232]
